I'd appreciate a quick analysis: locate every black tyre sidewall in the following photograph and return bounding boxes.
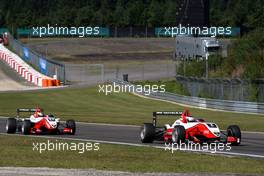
[140,123,155,143]
[66,120,76,135]
[227,125,241,145]
[172,125,186,144]
[6,118,17,133]
[22,120,31,135]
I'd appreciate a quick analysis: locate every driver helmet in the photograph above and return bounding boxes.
[182,109,190,117]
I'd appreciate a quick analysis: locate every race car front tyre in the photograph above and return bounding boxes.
[66,120,76,135]
[227,125,241,145]
[172,125,186,144]
[6,118,17,133]
[140,123,155,143]
[22,120,31,135]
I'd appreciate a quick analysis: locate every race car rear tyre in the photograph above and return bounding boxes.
[22,120,31,135]
[6,118,17,133]
[227,125,241,145]
[140,123,155,143]
[172,125,186,144]
[66,120,76,135]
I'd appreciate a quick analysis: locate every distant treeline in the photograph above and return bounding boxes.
[0,0,263,31]
[210,0,263,32]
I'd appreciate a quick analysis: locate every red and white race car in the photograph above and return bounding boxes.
[140,109,241,145]
[6,108,76,135]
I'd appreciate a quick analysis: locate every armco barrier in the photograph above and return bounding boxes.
[114,80,264,114]
[7,33,65,83]
[0,44,60,87]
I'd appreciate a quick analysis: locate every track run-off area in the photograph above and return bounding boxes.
[0,118,264,159]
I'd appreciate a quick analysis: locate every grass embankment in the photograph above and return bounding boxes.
[0,86,263,131]
[133,79,190,95]
[0,135,263,173]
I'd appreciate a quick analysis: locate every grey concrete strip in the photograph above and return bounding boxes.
[0,167,259,176]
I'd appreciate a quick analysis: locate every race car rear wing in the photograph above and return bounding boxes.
[152,111,182,127]
[16,108,44,118]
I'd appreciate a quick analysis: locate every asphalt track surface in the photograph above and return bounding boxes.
[0,118,264,158]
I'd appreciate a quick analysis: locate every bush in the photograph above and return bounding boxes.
[226,28,264,79]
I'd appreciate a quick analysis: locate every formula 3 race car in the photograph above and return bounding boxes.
[6,108,76,135]
[140,109,241,145]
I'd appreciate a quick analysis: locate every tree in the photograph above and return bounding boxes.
[163,0,177,26]
[147,0,164,27]
[125,1,145,26]
[75,6,94,26]
[226,28,264,79]
[113,0,127,26]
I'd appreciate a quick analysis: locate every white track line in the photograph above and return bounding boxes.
[76,122,139,128]
[0,132,151,148]
[1,133,264,159]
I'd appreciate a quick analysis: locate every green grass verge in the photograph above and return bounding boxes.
[133,79,190,96]
[0,86,263,131]
[0,135,263,173]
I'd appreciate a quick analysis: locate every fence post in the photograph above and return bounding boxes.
[63,64,66,84]
[142,64,145,80]
[101,64,104,82]
[130,26,133,37]
[115,26,117,37]
[145,26,148,38]
[115,65,119,79]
